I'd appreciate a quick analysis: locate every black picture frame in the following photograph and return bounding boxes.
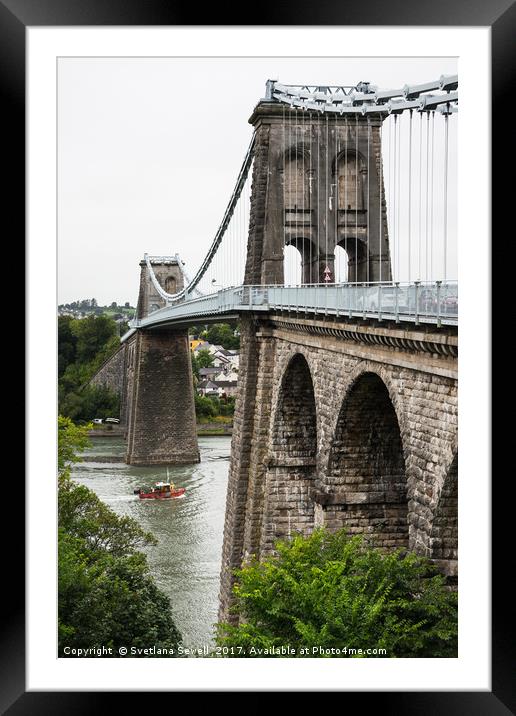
[10,0,512,710]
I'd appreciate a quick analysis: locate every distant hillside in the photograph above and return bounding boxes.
[58,299,135,321]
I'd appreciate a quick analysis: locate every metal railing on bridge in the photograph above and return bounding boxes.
[126,281,457,337]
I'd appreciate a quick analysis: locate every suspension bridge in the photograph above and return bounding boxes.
[93,76,459,620]
[124,75,456,333]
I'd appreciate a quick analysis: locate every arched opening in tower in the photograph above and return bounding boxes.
[261,354,317,554]
[326,372,408,549]
[429,454,458,581]
[283,244,302,286]
[334,245,350,283]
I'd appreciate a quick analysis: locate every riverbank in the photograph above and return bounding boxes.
[89,421,233,438]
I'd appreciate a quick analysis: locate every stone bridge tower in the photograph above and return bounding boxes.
[244,94,392,286]
[124,256,199,465]
[135,256,184,318]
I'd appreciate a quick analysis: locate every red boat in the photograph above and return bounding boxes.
[134,481,186,500]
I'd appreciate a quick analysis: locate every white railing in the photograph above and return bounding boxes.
[124,281,457,338]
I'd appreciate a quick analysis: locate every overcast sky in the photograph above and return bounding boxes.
[57,56,457,305]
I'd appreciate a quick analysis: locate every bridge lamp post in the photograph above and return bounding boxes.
[211,278,225,312]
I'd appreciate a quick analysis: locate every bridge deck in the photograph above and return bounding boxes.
[123,282,457,338]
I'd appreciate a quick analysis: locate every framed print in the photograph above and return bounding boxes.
[9,0,511,709]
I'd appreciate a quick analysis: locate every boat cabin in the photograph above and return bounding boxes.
[152,481,174,493]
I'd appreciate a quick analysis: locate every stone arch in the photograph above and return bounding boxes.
[280,144,312,168]
[327,361,410,464]
[320,370,408,549]
[429,453,458,581]
[272,353,317,459]
[261,353,317,554]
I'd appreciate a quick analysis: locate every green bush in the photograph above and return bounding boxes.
[194,393,217,418]
[58,314,121,421]
[216,528,457,658]
[59,385,120,423]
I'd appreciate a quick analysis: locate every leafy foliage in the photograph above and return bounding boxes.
[59,531,181,654]
[60,385,120,424]
[58,416,92,476]
[58,315,121,421]
[194,393,235,419]
[216,529,457,658]
[59,477,157,556]
[58,316,78,377]
[189,322,240,350]
[194,393,218,418]
[58,417,181,656]
[195,349,215,369]
[204,323,240,350]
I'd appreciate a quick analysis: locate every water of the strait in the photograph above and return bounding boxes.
[70,435,231,650]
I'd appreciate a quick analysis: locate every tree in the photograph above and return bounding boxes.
[58,314,121,421]
[59,471,157,556]
[219,395,235,416]
[58,532,181,654]
[216,528,457,658]
[58,316,78,377]
[195,349,214,369]
[189,324,208,340]
[58,417,182,656]
[59,384,120,423]
[205,323,240,350]
[58,416,91,476]
[194,393,217,418]
[72,315,117,364]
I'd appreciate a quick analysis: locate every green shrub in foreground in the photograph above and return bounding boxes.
[215,528,457,658]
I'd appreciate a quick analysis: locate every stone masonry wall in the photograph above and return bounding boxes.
[244,103,392,285]
[219,317,263,620]
[89,343,127,397]
[125,328,199,465]
[219,316,458,622]
[429,453,458,579]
